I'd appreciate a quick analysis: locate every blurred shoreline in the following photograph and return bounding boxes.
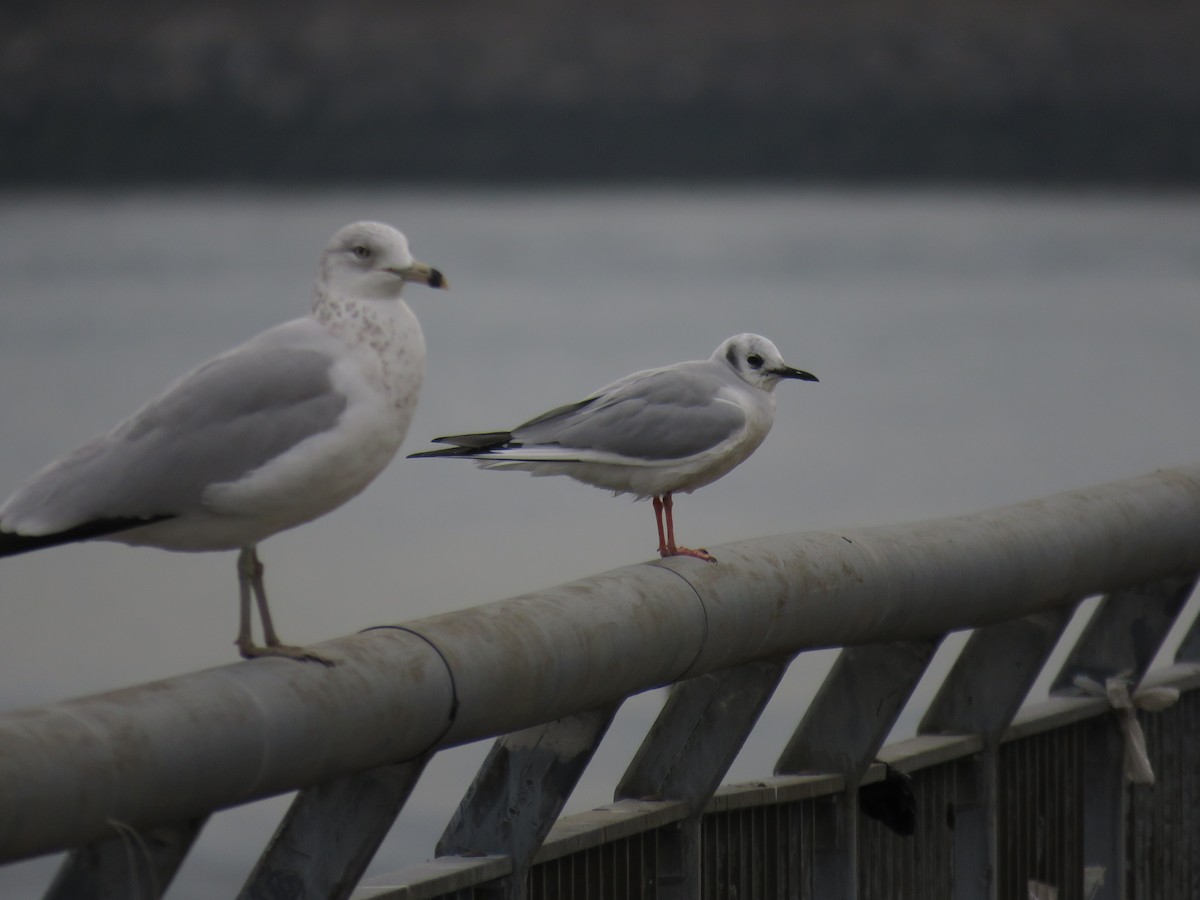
[3,0,1198,186]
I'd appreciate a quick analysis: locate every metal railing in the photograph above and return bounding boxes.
[2,464,1200,899]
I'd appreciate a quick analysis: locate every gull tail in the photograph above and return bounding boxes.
[408,432,513,459]
[0,517,168,558]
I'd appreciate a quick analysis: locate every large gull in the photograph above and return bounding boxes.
[0,221,446,663]
[411,333,816,562]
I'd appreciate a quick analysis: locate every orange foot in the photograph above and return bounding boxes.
[661,546,717,563]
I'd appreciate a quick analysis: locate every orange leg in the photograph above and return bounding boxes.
[653,496,669,556]
[654,492,716,562]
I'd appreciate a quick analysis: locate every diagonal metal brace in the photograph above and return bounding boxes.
[437,705,618,895]
[1050,575,1197,900]
[922,607,1075,743]
[239,758,428,900]
[918,607,1076,900]
[776,638,941,784]
[1052,574,1198,694]
[774,638,941,900]
[45,816,207,900]
[615,658,790,900]
[617,657,790,812]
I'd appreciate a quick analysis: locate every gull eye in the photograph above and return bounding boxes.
[351,244,371,260]
[746,354,764,370]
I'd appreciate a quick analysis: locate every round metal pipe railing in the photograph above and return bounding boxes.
[2,464,1199,861]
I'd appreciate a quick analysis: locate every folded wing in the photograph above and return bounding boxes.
[0,323,347,542]
[413,363,747,465]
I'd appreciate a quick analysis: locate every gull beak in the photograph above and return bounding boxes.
[777,366,819,383]
[392,259,448,290]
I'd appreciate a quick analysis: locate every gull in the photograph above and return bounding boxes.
[410,333,817,562]
[0,221,447,663]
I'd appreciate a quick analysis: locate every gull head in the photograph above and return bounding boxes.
[714,333,819,392]
[320,221,447,300]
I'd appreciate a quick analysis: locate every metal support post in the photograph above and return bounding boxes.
[616,657,791,899]
[1080,715,1127,900]
[618,657,790,806]
[1171,574,1200,663]
[1048,576,1196,900]
[239,759,428,900]
[775,638,941,899]
[777,639,941,779]
[811,791,858,900]
[920,608,1074,900]
[1051,576,1197,693]
[949,751,997,900]
[922,608,1074,743]
[437,706,619,899]
[45,817,206,900]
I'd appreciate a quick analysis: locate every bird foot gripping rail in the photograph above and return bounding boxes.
[3,464,1200,899]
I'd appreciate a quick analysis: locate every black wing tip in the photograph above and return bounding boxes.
[408,432,514,459]
[407,446,480,459]
[0,516,172,558]
[433,431,514,448]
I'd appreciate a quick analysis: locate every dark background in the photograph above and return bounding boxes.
[3,0,1198,186]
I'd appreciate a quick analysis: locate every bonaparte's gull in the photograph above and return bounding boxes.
[411,333,816,562]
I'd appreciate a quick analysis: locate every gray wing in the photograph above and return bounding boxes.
[0,327,347,535]
[512,363,746,461]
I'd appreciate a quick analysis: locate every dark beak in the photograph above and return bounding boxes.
[777,366,819,383]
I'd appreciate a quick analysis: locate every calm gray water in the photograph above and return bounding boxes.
[2,187,1199,896]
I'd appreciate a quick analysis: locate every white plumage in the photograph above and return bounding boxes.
[0,221,447,662]
[411,333,816,561]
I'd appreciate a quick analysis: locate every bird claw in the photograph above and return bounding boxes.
[661,546,718,563]
[239,643,336,666]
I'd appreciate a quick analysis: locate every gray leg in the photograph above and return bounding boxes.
[236,546,258,656]
[235,546,333,665]
[246,548,282,648]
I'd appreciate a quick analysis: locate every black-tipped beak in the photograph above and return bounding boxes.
[392,259,448,289]
[777,366,819,383]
